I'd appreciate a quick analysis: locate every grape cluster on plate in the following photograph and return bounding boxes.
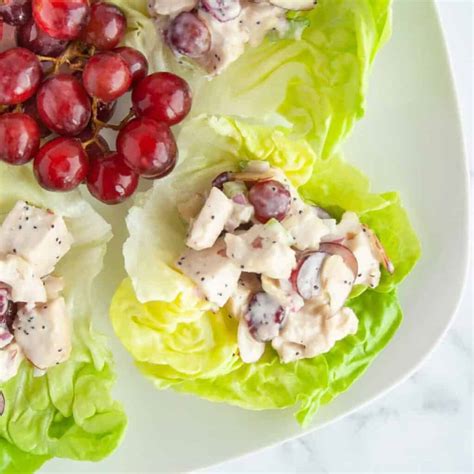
[0,0,192,204]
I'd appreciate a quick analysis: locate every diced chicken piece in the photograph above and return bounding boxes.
[226,273,261,319]
[238,319,265,363]
[186,187,234,251]
[225,220,296,279]
[261,275,304,313]
[13,298,72,370]
[283,206,331,251]
[331,212,382,288]
[272,305,358,363]
[320,255,355,313]
[149,0,197,16]
[177,239,241,306]
[43,276,64,300]
[0,342,24,383]
[0,255,47,304]
[0,201,73,277]
[225,201,254,232]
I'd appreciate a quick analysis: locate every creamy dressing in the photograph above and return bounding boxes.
[225,200,254,232]
[177,163,391,365]
[261,275,303,313]
[238,318,265,363]
[0,202,73,383]
[320,255,355,313]
[331,212,382,287]
[224,221,296,279]
[150,0,197,16]
[282,206,330,251]
[0,255,46,305]
[226,273,261,319]
[149,0,310,75]
[272,306,359,363]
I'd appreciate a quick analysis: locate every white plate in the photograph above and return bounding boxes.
[43,0,469,472]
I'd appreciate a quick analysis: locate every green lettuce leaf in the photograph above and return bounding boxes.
[171,289,402,425]
[0,165,127,472]
[110,116,420,424]
[113,0,392,158]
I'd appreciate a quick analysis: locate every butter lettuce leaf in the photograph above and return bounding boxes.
[172,289,402,425]
[110,117,420,424]
[0,165,127,472]
[113,0,392,158]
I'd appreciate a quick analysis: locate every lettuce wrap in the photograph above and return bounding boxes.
[112,0,392,159]
[110,116,420,425]
[0,164,127,473]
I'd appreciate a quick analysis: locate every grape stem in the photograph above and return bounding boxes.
[97,109,134,131]
[82,100,135,152]
[36,43,92,75]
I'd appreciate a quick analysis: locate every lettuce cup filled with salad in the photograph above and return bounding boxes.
[0,164,126,472]
[114,0,392,159]
[110,116,420,424]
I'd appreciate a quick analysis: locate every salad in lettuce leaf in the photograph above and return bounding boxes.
[0,164,126,472]
[110,116,420,425]
[112,0,392,159]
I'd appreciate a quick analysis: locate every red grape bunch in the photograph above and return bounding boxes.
[0,0,192,204]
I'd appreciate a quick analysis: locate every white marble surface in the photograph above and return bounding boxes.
[210,2,473,472]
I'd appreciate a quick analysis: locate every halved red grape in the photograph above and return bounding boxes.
[36,74,91,136]
[23,97,51,138]
[0,112,40,165]
[32,0,90,40]
[18,18,68,56]
[167,12,211,58]
[132,72,192,126]
[318,242,358,278]
[245,292,286,342]
[116,117,177,179]
[87,152,139,204]
[82,52,131,102]
[0,47,41,105]
[248,180,291,223]
[114,46,148,85]
[82,1,126,50]
[292,252,326,300]
[201,0,241,22]
[33,137,88,191]
[0,0,31,26]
